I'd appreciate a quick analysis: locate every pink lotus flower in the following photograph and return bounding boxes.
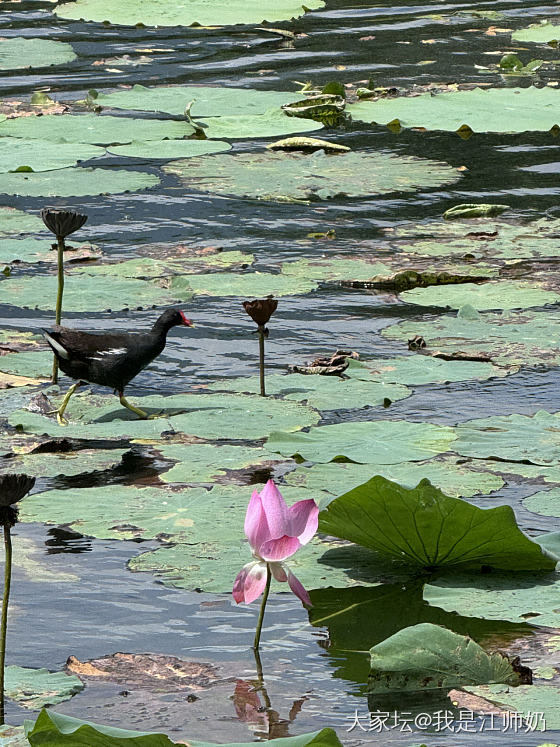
[233,480,318,608]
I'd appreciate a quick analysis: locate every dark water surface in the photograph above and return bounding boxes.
[2,0,560,744]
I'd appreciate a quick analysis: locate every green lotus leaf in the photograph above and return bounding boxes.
[0,38,76,70]
[345,356,509,386]
[5,667,83,709]
[0,273,179,311]
[10,392,319,441]
[70,258,184,279]
[0,167,160,197]
[318,476,555,571]
[267,420,456,464]
[0,138,104,173]
[207,372,410,410]
[190,730,343,747]
[0,113,195,144]
[0,238,99,265]
[171,272,317,297]
[523,487,560,516]
[466,684,560,730]
[424,569,560,627]
[285,458,504,498]
[199,110,323,140]
[157,443,282,484]
[512,21,560,45]
[453,410,560,465]
[382,306,560,366]
[0,207,44,236]
[348,87,560,133]
[0,448,128,477]
[368,623,522,694]
[400,281,560,311]
[54,0,325,27]
[25,709,178,746]
[0,387,45,417]
[281,257,394,282]
[473,460,560,483]
[106,139,231,159]
[95,84,304,117]
[0,350,53,378]
[163,149,461,202]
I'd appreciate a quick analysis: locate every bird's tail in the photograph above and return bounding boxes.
[43,330,70,360]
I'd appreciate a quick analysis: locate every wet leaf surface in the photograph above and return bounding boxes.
[5,666,83,708]
[0,38,76,70]
[400,281,560,312]
[0,167,160,197]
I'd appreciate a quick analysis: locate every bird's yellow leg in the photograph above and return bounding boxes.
[57,381,81,426]
[119,393,151,420]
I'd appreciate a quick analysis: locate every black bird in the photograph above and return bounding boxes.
[43,308,193,425]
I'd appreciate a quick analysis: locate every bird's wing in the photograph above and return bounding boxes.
[45,328,135,362]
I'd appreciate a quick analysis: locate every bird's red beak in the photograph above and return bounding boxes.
[180,311,194,327]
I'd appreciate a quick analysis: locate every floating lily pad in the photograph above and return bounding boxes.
[0,38,76,71]
[107,139,231,159]
[163,150,461,202]
[0,207,44,236]
[368,623,522,694]
[0,725,26,746]
[318,476,555,571]
[282,257,393,283]
[0,238,100,265]
[512,22,560,45]
[54,0,325,27]
[382,306,560,367]
[0,167,160,197]
[400,281,560,311]
[474,460,560,484]
[5,666,83,709]
[348,87,560,133]
[0,274,178,311]
[157,443,281,484]
[10,392,319,441]
[523,487,560,517]
[285,458,504,499]
[0,138,104,174]
[453,410,560,465]
[69,258,183,280]
[0,373,44,390]
[172,272,317,297]
[346,356,509,386]
[207,372,410,411]
[0,449,127,477]
[0,114,195,145]
[95,84,304,117]
[267,420,456,464]
[464,684,560,730]
[0,350,53,378]
[424,570,560,627]
[199,110,323,140]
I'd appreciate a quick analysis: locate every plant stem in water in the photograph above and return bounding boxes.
[253,564,271,650]
[0,524,12,725]
[258,326,266,397]
[52,235,65,383]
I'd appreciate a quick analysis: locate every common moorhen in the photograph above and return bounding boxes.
[43,308,193,425]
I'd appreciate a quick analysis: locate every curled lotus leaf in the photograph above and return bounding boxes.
[266,137,350,152]
[399,281,560,311]
[0,38,76,71]
[163,149,461,202]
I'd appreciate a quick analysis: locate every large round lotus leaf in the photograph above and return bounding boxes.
[512,22,560,44]
[9,392,319,441]
[95,84,304,117]
[0,139,103,174]
[400,281,560,311]
[207,373,410,411]
[285,458,504,499]
[267,420,456,464]
[172,272,317,297]
[0,207,44,236]
[453,410,560,465]
[348,87,560,133]
[157,443,281,484]
[163,150,461,202]
[0,274,178,311]
[424,571,560,627]
[0,38,76,71]
[464,684,560,731]
[346,356,509,386]
[0,449,127,478]
[523,487,560,517]
[54,0,325,27]
[319,476,555,571]
[0,350,52,378]
[0,167,160,197]
[106,139,231,159]
[382,306,560,367]
[199,111,323,140]
[71,254,250,279]
[282,258,393,283]
[0,114,195,145]
[5,666,83,709]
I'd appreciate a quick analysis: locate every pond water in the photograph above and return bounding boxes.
[2,0,560,744]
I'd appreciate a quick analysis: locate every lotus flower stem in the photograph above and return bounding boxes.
[253,564,271,651]
[258,326,266,397]
[0,523,13,725]
[52,236,65,384]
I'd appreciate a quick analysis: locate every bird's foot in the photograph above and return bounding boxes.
[56,411,69,427]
